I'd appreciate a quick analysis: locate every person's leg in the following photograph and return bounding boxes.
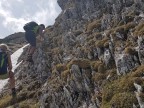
[27,46,36,63]
[9,71,16,97]
[25,31,36,62]
[29,46,36,55]
[9,72,15,89]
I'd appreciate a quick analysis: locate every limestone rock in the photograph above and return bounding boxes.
[138,36,144,64]
[115,54,139,75]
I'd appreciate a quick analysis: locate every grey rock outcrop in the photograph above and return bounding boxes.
[138,36,144,64]
[134,83,144,108]
[115,54,139,75]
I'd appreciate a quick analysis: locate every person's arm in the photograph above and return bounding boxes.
[38,27,45,38]
[7,53,12,71]
[7,53,13,78]
[37,27,45,41]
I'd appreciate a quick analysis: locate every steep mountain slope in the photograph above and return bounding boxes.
[0,0,144,108]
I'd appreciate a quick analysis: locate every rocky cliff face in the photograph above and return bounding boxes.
[1,0,144,108]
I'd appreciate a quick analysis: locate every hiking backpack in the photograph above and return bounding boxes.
[0,52,8,75]
[23,21,38,32]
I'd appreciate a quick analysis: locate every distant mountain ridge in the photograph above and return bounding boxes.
[0,32,26,53]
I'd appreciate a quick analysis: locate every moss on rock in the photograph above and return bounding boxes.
[67,59,91,69]
[110,92,137,108]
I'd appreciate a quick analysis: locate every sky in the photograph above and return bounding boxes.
[0,0,61,38]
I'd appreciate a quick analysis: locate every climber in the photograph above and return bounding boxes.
[0,44,16,97]
[23,21,45,63]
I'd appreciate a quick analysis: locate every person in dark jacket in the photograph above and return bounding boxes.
[24,21,45,63]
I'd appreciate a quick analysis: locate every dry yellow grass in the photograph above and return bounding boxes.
[124,47,136,55]
[56,64,67,72]
[61,69,70,81]
[92,73,106,82]
[91,61,102,72]
[124,22,136,31]
[133,23,144,36]
[95,37,109,48]
[110,92,137,108]
[87,39,96,46]
[0,95,12,108]
[67,59,91,69]
[86,19,101,32]
[19,100,40,108]
[51,47,63,55]
[101,65,144,107]
[131,65,144,77]
[98,63,106,73]
[93,32,102,39]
